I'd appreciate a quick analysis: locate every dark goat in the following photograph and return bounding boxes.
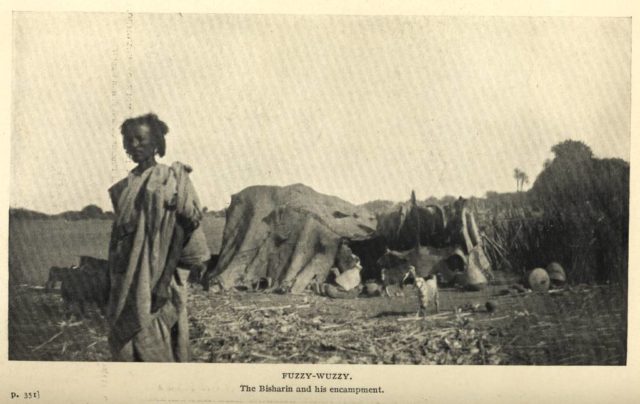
[60,261,109,318]
[377,250,414,297]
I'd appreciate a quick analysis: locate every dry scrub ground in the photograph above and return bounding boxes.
[9,283,626,365]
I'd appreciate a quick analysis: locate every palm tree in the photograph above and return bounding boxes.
[513,168,529,192]
[514,168,523,192]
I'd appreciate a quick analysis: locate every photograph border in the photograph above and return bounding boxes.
[1,1,638,403]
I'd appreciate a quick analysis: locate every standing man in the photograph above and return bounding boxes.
[107,113,210,361]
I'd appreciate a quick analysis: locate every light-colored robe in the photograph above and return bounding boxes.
[107,162,210,362]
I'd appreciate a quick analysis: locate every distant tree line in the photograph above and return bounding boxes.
[10,204,115,221]
[10,204,229,221]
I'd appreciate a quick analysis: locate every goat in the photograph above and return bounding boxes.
[60,265,109,318]
[411,267,439,318]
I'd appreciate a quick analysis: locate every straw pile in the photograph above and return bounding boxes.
[188,291,507,365]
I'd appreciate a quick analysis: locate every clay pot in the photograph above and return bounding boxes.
[546,262,566,287]
[527,268,550,293]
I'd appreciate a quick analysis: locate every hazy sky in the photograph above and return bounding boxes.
[11,14,630,213]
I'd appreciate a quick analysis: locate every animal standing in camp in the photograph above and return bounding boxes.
[411,267,439,318]
[60,263,109,318]
[378,251,414,297]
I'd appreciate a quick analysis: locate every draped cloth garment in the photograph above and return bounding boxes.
[107,162,210,362]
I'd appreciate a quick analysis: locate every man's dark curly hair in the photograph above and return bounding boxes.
[120,113,169,157]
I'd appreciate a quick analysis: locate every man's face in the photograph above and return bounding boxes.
[123,124,156,163]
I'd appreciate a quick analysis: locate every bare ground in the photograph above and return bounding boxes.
[9,283,626,365]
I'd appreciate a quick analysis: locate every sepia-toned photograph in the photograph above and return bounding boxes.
[8,12,630,368]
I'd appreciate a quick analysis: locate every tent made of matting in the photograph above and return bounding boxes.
[209,184,378,293]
